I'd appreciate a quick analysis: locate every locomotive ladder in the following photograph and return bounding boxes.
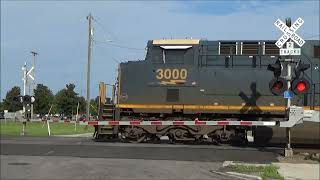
[97,82,116,135]
[96,104,115,135]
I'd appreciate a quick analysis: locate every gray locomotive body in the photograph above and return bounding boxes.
[95,39,319,143]
[116,39,319,120]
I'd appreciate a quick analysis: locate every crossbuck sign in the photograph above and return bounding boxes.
[274,17,305,49]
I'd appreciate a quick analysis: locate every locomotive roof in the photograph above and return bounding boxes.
[150,39,319,45]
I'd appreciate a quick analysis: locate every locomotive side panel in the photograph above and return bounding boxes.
[116,40,319,118]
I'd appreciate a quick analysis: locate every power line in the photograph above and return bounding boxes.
[92,43,126,64]
[93,40,145,51]
[93,43,144,64]
[92,16,119,42]
[110,56,120,64]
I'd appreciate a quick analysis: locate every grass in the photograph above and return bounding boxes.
[0,121,94,136]
[229,164,284,180]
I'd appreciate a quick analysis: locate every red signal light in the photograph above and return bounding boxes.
[296,81,306,92]
[272,81,284,90]
[269,78,287,95]
[291,78,310,94]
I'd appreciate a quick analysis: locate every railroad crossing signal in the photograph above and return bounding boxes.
[274,17,305,48]
[13,95,35,104]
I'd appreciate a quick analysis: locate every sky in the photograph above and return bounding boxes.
[1,0,319,100]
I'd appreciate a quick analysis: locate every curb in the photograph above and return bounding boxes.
[226,171,262,180]
[223,160,270,167]
[222,161,264,180]
[210,170,262,180]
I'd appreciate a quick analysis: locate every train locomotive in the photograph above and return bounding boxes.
[94,39,320,144]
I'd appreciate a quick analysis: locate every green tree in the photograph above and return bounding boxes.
[54,84,79,116]
[3,86,22,112]
[34,84,54,115]
[76,96,98,116]
[90,96,99,116]
[77,96,86,114]
[0,101,4,112]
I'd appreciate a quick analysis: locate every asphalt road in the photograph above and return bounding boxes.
[1,136,282,180]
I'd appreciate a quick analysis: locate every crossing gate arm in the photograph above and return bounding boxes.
[79,120,276,126]
[80,105,319,127]
[280,106,320,127]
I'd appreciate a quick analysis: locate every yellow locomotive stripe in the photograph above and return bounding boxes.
[116,104,320,112]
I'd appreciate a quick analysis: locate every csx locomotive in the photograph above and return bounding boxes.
[95,39,320,143]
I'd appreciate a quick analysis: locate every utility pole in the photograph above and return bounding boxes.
[86,13,93,121]
[21,62,28,136]
[22,63,27,113]
[30,51,38,120]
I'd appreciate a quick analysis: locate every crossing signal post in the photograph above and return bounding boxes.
[273,17,309,157]
[14,95,36,135]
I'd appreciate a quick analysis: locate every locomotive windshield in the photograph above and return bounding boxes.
[148,46,193,64]
[147,39,199,64]
[161,46,192,64]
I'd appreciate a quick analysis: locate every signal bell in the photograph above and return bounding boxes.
[269,77,287,96]
[291,77,310,94]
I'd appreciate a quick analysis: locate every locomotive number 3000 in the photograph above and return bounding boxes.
[156,68,187,80]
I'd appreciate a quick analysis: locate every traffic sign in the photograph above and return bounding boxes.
[280,42,301,56]
[284,90,294,99]
[274,17,305,48]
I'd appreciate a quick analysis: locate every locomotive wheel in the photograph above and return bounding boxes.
[149,134,161,144]
[168,133,176,144]
[135,135,147,143]
[124,134,147,143]
[94,134,115,142]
